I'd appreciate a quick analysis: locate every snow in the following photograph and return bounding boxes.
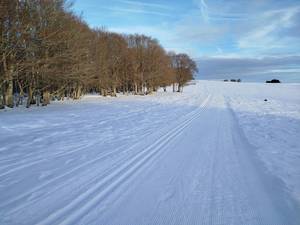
[225,82,300,202]
[0,81,299,225]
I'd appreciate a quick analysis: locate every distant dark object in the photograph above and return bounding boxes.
[224,79,241,82]
[264,99,268,102]
[187,81,197,85]
[266,79,281,83]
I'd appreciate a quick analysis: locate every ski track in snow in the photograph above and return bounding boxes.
[0,81,299,225]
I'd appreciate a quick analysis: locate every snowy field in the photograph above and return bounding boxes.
[0,80,300,225]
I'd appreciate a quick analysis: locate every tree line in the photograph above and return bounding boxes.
[0,0,198,109]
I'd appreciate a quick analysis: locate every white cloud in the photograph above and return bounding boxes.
[238,6,300,54]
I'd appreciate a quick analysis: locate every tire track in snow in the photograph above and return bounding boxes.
[35,95,211,225]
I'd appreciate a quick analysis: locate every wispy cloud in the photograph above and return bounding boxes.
[208,13,248,21]
[238,6,300,54]
[116,0,172,10]
[98,6,172,17]
[195,0,248,22]
[199,0,209,22]
[216,47,223,54]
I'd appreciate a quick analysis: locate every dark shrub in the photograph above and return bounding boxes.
[266,79,281,83]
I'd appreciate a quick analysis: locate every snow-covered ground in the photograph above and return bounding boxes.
[0,81,299,225]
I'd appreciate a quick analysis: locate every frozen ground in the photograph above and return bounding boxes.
[0,81,299,225]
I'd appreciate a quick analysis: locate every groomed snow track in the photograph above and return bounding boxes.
[1,81,299,225]
[36,95,212,225]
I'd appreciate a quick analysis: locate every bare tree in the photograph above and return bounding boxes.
[171,53,198,92]
[0,0,196,109]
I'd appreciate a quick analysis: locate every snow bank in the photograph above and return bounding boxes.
[225,82,300,202]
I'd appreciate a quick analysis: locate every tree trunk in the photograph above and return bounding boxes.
[122,85,126,95]
[138,83,144,95]
[4,79,13,108]
[3,64,14,108]
[0,85,4,109]
[142,83,146,95]
[177,84,181,92]
[147,86,153,95]
[111,86,117,97]
[126,82,129,95]
[36,90,41,106]
[26,86,33,108]
[102,89,107,97]
[16,81,24,107]
[42,91,50,106]
[134,83,138,95]
[74,84,82,99]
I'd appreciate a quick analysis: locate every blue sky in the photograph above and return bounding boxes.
[73,0,300,82]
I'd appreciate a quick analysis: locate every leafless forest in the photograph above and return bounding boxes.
[0,0,197,109]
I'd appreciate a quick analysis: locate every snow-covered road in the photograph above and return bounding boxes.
[0,81,299,225]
